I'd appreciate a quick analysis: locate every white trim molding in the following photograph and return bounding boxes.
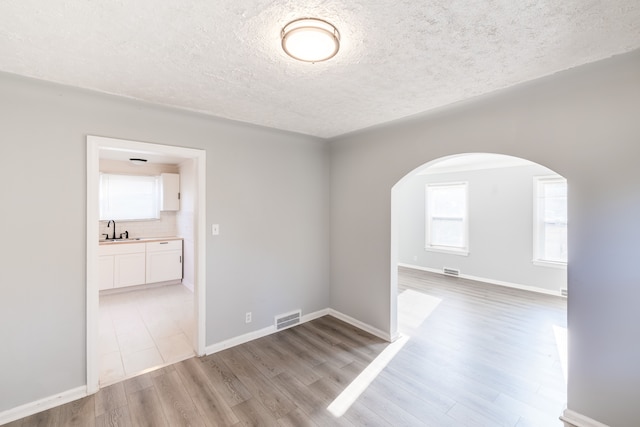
[560,409,610,427]
[205,309,331,355]
[533,174,568,266]
[0,386,87,425]
[205,307,395,355]
[86,135,207,395]
[205,325,277,355]
[327,309,395,342]
[398,263,564,297]
[182,280,195,292]
[425,181,469,256]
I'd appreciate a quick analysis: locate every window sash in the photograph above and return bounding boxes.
[426,183,468,253]
[99,173,160,221]
[534,177,567,265]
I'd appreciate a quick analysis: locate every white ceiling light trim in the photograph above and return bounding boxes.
[281,18,340,63]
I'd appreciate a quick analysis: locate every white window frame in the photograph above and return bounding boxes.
[533,175,568,269]
[425,181,469,256]
[99,173,161,221]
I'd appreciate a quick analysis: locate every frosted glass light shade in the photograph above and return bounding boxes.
[281,18,340,63]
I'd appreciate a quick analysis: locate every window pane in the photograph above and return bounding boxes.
[544,182,567,223]
[544,222,567,262]
[535,177,568,264]
[426,183,467,251]
[431,186,466,217]
[100,174,159,220]
[431,218,464,247]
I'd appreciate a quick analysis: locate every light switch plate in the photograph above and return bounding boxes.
[212,224,219,235]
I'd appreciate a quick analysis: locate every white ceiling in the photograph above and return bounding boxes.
[1,1,640,138]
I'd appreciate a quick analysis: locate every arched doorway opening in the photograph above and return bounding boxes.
[390,153,568,423]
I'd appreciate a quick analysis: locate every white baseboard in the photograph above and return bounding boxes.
[99,279,181,296]
[182,280,194,292]
[205,308,331,355]
[303,308,330,323]
[205,324,276,355]
[0,386,87,425]
[560,409,610,427]
[204,307,392,355]
[327,309,393,342]
[398,263,563,297]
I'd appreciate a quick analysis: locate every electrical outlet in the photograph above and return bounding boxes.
[245,312,252,323]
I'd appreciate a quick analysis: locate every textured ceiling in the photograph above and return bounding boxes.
[1,1,640,138]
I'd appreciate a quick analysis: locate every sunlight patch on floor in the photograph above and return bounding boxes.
[554,325,568,385]
[327,334,410,417]
[398,289,442,334]
[327,289,441,417]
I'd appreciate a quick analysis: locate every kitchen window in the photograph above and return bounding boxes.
[99,173,160,220]
[533,176,568,267]
[425,182,469,255]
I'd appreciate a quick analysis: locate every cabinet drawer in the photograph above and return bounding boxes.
[146,239,182,252]
[99,242,146,256]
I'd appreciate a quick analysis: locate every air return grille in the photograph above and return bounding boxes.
[275,310,301,330]
[443,267,460,276]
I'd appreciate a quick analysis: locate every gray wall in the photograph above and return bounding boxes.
[330,49,640,426]
[0,72,330,411]
[396,164,567,292]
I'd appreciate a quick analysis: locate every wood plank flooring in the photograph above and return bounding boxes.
[5,267,567,426]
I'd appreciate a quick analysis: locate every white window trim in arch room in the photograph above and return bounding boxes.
[533,175,568,269]
[424,181,469,256]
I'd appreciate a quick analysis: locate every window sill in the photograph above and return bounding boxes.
[425,246,469,256]
[533,259,567,269]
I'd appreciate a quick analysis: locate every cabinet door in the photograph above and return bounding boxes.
[146,250,182,283]
[160,173,180,211]
[114,253,146,288]
[98,255,115,290]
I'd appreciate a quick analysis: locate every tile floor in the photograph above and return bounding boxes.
[99,284,195,386]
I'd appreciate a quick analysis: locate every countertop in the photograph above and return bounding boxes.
[99,236,183,245]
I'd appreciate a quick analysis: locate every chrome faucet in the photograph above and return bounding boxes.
[107,220,117,240]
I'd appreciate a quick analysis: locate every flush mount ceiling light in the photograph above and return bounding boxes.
[281,18,340,63]
[129,158,148,166]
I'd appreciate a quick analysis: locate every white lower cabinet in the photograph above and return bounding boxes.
[146,240,183,283]
[99,239,183,291]
[99,242,147,290]
[98,255,115,290]
[114,252,146,288]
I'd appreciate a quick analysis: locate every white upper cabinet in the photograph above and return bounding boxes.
[160,173,180,211]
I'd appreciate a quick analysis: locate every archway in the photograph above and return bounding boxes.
[390,153,568,397]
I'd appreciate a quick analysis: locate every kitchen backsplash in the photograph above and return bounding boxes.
[99,211,177,240]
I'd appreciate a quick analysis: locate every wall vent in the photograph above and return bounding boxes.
[443,267,460,277]
[561,289,568,297]
[275,310,301,331]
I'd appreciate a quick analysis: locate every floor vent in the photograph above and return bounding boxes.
[275,310,301,331]
[443,267,460,277]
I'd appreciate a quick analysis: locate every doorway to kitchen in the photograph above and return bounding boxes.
[86,135,206,394]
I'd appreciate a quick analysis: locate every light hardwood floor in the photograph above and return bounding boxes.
[6,267,567,426]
